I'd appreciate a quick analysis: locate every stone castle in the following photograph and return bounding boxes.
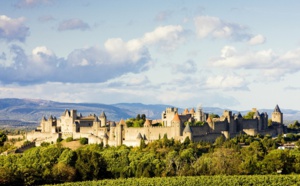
[26,105,285,146]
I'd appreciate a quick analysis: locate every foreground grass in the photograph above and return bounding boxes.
[48,175,300,186]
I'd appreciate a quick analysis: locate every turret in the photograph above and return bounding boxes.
[109,121,116,140]
[99,111,107,127]
[183,123,193,141]
[116,119,125,146]
[272,104,283,125]
[171,113,182,137]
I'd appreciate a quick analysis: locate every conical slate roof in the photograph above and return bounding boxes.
[94,116,99,122]
[100,111,106,118]
[183,123,192,133]
[254,110,260,118]
[274,104,281,113]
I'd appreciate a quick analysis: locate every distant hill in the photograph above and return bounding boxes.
[0,98,299,128]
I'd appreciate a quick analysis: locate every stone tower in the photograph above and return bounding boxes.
[183,123,193,141]
[171,113,182,137]
[272,105,283,124]
[162,107,178,127]
[99,111,107,127]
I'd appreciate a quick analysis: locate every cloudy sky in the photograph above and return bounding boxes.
[1,0,300,111]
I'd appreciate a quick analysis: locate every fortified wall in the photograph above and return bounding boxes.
[27,105,285,147]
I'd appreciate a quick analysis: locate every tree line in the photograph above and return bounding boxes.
[1,133,300,185]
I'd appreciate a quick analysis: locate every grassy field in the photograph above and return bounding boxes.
[48,175,300,186]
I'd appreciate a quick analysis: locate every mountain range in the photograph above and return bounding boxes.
[0,98,299,128]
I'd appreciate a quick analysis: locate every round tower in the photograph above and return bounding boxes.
[171,113,182,137]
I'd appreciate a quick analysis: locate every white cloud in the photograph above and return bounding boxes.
[205,75,248,90]
[32,46,54,58]
[220,46,237,58]
[194,15,250,41]
[104,38,148,63]
[211,46,300,81]
[248,34,266,45]
[0,15,29,42]
[212,46,276,69]
[58,18,90,31]
[141,25,186,51]
[0,24,187,85]
[106,73,150,87]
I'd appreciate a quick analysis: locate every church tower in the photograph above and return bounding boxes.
[272,105,283,125]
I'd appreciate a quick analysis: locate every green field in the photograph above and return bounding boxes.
[51,175,300,186]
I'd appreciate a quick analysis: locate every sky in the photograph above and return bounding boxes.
[1,0,300,111]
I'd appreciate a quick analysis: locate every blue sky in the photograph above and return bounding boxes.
[1,0,300,111]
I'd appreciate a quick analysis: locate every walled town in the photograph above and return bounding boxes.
[26,105,285,146]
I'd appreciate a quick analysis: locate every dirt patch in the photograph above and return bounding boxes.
[7,135,24,140]
[61,140,83,150]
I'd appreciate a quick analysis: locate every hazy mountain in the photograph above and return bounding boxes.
[0,98,299,128]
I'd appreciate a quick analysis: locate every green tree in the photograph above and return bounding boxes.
[79,137,88,145]
[75,149,109,180]
[214,135,225,147]
[260,149,291,174]
[0,131,7,146]
[136,114,141,120]
[209,113,220,119]
[268,119,273,126]
[210,148,242,175]
[243,112,255,119]
[52,162,76,182]
[141,114,146,121]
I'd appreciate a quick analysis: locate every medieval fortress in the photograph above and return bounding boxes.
[27,105,285,146]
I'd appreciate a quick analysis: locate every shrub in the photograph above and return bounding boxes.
[66,137,73,142]
[40,142,50,147]
[80,137,88,145]
[57,137,63,143]
[23,140,31,146]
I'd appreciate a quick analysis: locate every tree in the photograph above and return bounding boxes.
[0,131,7,146]
[243,112,255,119]
[52,162,76,182]
[214,135,225,147]
[75,149,109,180]
[136,114,141,120]
[141,114,146,121]
[209,113,220,119]
[288,120,300,129]
[260,149,291,174]
[79,137,88,145]
[268,119,273,126]
[210,148,242,175]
